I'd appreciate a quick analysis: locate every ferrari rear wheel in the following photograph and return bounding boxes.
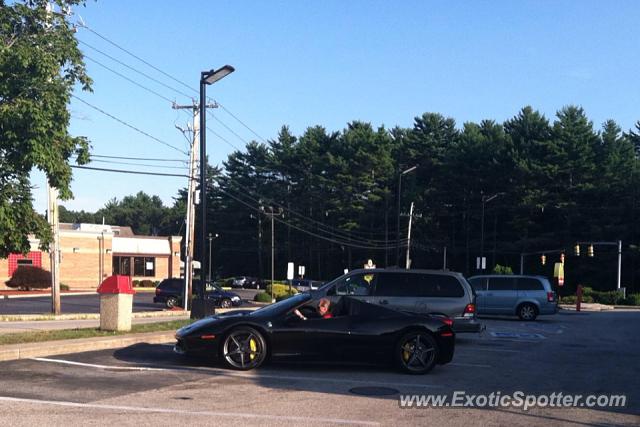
[396,330,438,374]
[221,327,267,370]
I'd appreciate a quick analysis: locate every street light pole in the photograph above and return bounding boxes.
[207,233,212,282]
[396,165,417,266]
[194,65,234,319]
[480,192,500,271]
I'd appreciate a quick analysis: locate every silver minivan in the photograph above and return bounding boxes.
[318,268,482,333]
[467,275,558,320]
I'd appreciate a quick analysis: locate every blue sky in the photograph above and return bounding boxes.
[31,0,640,214]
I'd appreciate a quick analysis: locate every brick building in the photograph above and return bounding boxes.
[0,223,182,290]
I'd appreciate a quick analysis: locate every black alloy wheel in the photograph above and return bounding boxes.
[396,331,438,374]
[166,296,178,309]
[221,327,267,370]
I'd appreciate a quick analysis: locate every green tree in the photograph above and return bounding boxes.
[0,0,92,257]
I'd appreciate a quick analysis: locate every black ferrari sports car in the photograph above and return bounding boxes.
[174,292,455,374]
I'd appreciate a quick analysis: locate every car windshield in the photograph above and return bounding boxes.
[206,283,223,292]
[250,293,311,317]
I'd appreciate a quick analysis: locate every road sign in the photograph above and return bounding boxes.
[287,262,294,280]
[476,257,486,270]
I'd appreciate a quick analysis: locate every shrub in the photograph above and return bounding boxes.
[620,294,640,306]
[5,266,52,290]
[132,280,141,287]
[60,284,70,291]
[254,292,273,303]
[591,290,624,305]
[560,295,593,304]
[265,283,298,298]
[492,264,513,275]
[140,279,155,288]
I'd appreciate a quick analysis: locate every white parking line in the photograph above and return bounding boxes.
[0,396,379,426]
[455,347,522,353]
[32,357,167,371]
[32,357,443,389]
[448,362,492,368]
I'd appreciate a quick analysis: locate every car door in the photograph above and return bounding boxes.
[486,277,518,314]
[270,312,349,360]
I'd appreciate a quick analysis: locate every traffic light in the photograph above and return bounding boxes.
[574,244,580,256]
[560,253,565,264]
[541,254,546,265]
[588,244,594,257]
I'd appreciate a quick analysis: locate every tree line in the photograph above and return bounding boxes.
[62,106,640,294]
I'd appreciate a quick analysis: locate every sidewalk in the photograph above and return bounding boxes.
[0,288,155,299]
[559,303,640,311]
[0,306,259,362]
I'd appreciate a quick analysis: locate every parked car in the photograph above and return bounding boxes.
[153,278,242,309]
[174,293,455,374]
[316,268,482,333]
[467,275,558,320]
[290,279,325,292]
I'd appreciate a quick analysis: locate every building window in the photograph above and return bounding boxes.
[133,257,155,277]
[17,259,33,266]
[112,256,131,276]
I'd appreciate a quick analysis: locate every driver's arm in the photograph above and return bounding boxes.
[294,309,307,320]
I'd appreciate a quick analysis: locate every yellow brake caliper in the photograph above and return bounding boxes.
[249,338,257,360]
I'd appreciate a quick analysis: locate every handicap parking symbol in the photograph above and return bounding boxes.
[490,332,546,340]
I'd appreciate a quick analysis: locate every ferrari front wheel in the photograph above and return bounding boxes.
[220,327,267,370]
[396,330,438,374]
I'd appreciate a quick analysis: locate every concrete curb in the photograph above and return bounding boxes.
[1,288,156,299]
[0,331,175,362]
[0,306,262,322]
[558,303,640,311]
[0,309,191,322]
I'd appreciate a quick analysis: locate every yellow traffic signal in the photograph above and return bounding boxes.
[541,254,546,265]
[574,244,580,256]
[588,244,594,257]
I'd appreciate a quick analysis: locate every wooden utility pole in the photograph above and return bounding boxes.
[48,184,60,315]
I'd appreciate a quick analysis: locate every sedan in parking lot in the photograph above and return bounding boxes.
[153,278,242,309]
[175,293,455,374]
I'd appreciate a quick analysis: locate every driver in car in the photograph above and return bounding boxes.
[294,298,333,320]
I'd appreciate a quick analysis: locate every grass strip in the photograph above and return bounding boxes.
[0,319,192,346]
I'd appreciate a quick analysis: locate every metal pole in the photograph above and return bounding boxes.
[443,246,447,270]
[271,209,275,302]
[396,172,402,266]
[198,76,207,307]
[405,202,414,269]
[480,197,486,271]
[617,240,622,291]
[520,254,524,274]
[208,233,212,282]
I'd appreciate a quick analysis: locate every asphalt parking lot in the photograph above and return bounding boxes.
[0,310,638,426]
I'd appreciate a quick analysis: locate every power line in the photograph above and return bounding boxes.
[79,40,193,100]
[78,24,268,150]
[220,176,398,242]
[71,95,189,156]
[217,102,268,144]
[88,159,189,170]
[84,55,176,104]
[220,183,406,246]
[79,24,197,95]
[90,154,188,163]
[220,187,404,250]
[71,165,193,179]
